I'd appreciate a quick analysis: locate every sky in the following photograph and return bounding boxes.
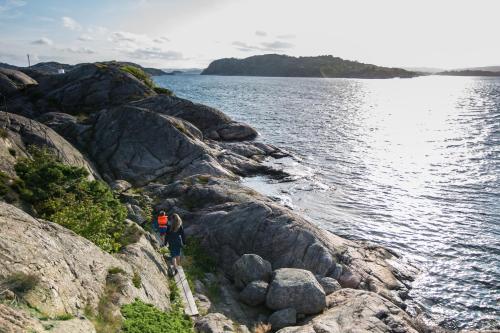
[0,0,499,69]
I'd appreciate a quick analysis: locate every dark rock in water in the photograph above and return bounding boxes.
[195,312,235,333]
[131,95,258,141]
[0,68,37,96]
[0,112,99,179]
[88,105,232,185]
[316,276,342,295]
[266,268,326,315]
[239,280,269,306]
[233,254,273,289]
[269,308,297,330]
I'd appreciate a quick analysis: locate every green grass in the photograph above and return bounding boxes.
[120,65,155,89]
[14,147,131,253]
[0,272,40,297]
[108,267,126,275]
[132,271,142,289]
[54,313,74,321]
[153,86,174,96]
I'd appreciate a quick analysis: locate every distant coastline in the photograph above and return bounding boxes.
[201,54,419,79]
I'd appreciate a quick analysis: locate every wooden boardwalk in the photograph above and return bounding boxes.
[173,266,199,316]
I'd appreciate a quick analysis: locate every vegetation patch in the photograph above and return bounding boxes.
[0,128,8,139]
[183,238,217,289]
[14,147,130,253]
[121,299,193,333]
[153,86,174,96]
[120,65,155,89]
[8,148,16,157]
[0,272,40,298]
[132,271,142,289]
[108,267,126,275]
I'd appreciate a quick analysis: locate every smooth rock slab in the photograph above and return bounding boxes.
[233,254,272,289]
[266,268,326,315]
[316,276,341,295]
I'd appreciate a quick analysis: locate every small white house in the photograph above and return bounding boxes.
[57,69,65,74]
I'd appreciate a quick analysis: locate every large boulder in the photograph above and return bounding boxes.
[0,112,99,179]
[233,254,272,289]
[195,312,235,333]
[0,202,171,318]
[239,280,268,306]
[316,276,341,295]
[269,308,297,331]
[88,105,233,185]
[266,268,326,315]
[131,95,258,141]
[276,289,419,333]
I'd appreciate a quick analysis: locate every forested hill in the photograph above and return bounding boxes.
[201,54,418,78]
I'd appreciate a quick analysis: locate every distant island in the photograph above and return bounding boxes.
[201,54,418,79]
[437,69,500,77]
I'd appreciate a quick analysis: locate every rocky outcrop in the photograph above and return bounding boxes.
[316,276,341,295]
[148,176,415,308]
[266,269,325,315]
[0,202,171,318]
[131,95,258,141]
[0,67,37,96]
[277,289,419,333]
[233,254,272,289]
[88,105,232,185]
[0,112,99,179]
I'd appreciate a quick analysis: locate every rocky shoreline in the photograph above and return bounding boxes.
[0,62,434,333]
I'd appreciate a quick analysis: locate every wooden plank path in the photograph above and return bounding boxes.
[174,266,199,316]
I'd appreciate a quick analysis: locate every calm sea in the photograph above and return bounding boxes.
[155,74,500,330]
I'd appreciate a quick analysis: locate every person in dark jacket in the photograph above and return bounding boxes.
[166,213,186,274]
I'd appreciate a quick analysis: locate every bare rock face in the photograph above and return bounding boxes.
[266,268,325,315]
[233,254,272,289]
[131,95,258,141]
[0,112,99,179]
[0,202,171,319]
[315,276,341,295]
[239,280,269,306]
[276,289,419,333]
[88,105,233,185]
[0,67,37,96]
[269,308,297,331]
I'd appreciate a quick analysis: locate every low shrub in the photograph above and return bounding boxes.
[121,299,193,333]
[0,128,8,139]
[14,147,129,253]
[183,238,217,289]
[108,267,126,275]
[1,272,40,297]
[8,148,16,157]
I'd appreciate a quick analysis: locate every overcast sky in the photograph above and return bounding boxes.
[0,0,499,69]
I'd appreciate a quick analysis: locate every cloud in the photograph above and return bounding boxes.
[277,34,296,39]
[255,30,267,37]
[0,0,25,13]
[31,37,53,46]
[127,47,183,60]
[62,16,82,31]
[110,31,142,43]
[261,41,294,50]
[63,47,95,54]
[232,40,295,52]
[153,36,170,44]
[78,34,93,41]
[87,26,107,34]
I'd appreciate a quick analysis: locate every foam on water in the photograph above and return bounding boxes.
[155,75,500,330]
